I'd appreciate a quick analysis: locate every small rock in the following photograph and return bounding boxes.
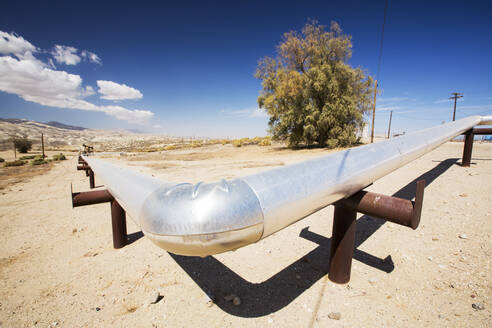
[328,312,341,320]
[459,193,468,197]
[432,237,439,241]
[72,228,77,233]
[232,296,241,306]
[95,307,101,311]
[224,294,235,302]
[205,295,214,307]
[368,277,378,285]
[83,251,98,257]
[148,291,161,305]
[458,234,468,239]
[472,303,484,311]
[470,294,476,298]
[428,256,433,261]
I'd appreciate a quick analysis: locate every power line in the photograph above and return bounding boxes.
[376,0,389,80]
[371,0,389,143]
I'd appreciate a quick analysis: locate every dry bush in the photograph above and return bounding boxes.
[4,160,27,167]
[232,139,243,147]
[164,145,177,151]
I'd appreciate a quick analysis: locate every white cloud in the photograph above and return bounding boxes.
[81,50,101,64]
[0,30,153,124]
[377,106,404,112]
[0,31,36,58]
[97,80,143,100]
[52,45,81,65]
[221,107,268,118]
[379,97,409,103]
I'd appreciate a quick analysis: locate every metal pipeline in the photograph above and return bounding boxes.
[81,115,492,256]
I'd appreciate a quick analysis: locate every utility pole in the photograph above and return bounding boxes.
[387,110,393,139]
[370,79,378,143]
[449,92,463,121]
[41,133,45,158]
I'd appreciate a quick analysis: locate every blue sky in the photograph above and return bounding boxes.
[0,0,491,137]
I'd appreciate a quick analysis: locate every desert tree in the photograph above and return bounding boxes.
[12,135,33,153]
[255,20,374,147]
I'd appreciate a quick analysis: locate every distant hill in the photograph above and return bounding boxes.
[44,121,87,131]
[0,118,86,131]
[0,117,176,152]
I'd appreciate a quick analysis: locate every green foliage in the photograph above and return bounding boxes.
[20,155,36,160]
[31,158,48,165]
[0,157,4,163]
[12,136,33,153]
[255,21,373,148]
[4,160,27,167]
[52,153,66,161]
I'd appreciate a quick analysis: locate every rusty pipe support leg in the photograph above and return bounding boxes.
[328,180,425,284]
[111,200,127,249]
[342,180,425,230]
[71,186,127,249]
[328,202,357,284]
[89,169,95,189]
[72,189,113,207]
[77,164,90,176]
[462,130,474,167]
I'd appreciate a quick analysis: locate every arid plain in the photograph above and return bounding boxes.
[0,124,491,327]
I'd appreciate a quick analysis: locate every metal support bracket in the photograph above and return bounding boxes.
[461,128,492,167]
[71,184,127,249]
[328,180,425,284]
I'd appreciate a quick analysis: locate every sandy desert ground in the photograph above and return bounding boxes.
[0,142,491,327]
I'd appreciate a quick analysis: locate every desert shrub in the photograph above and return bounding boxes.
[239,138,251,145]
[52,153,66,161]
[12,136,33,153]
[191,142,203,148]
[232,139,243,147]
[164,145,177,151]
[31,158,48,165]
[259,138,272,146]
[4,160,27,167]
[0,157,4,163]
[252,136,263,144]
[220,139,230,145]
[20,155,36,160]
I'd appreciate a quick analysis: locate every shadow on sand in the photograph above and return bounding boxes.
[164,158,459,317]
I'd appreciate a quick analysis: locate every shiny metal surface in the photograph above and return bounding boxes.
[82,115,492,256]
[243,115,490,238]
